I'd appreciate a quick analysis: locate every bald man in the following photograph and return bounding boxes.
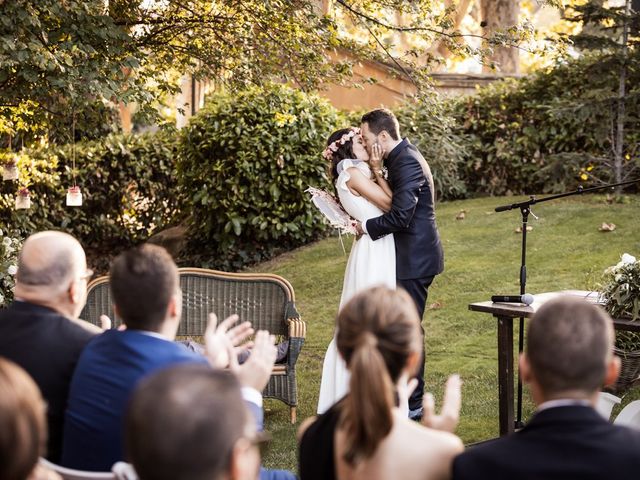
[0,231,99,462]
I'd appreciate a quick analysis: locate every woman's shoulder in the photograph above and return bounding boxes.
[336,159,369,191]
[402,418,464,454]
[337,159,369,176]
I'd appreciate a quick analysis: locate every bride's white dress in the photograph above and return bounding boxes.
[317,159,396,414]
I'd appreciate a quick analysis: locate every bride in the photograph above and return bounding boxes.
[317,127,396,414]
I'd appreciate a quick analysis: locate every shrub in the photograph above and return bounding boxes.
[0,130,180,272]
[451,54,640,196]
[178,83,342,270]
[0,229,21,306]
[395,96,468,200]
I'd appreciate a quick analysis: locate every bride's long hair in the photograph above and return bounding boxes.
[325,128,357,184]
[336,286,421,465]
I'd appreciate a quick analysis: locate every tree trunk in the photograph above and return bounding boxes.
[614,0,631,194]
[481,0,519,74]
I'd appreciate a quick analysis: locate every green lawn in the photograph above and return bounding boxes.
[250,194,640,471]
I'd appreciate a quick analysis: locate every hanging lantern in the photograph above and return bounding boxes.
[2,156,18,181]
[66,185,83,206]
[65,113,83,207]
[15,188,31,210]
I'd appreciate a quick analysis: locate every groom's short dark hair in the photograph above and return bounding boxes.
[361,109,400,140]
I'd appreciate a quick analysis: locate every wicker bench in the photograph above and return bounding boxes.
[80,267,306,423]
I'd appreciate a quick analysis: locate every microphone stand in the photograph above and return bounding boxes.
[494,178,640,429]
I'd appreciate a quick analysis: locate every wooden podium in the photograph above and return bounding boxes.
[469,291,640,436]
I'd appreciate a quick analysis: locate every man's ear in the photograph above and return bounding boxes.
[604,355,621,388]
[519,353,532,384]
[68,279,80,304]
[167,293,179,319]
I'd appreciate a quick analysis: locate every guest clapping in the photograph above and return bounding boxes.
[299,286,463,480]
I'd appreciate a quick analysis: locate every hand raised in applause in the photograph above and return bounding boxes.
[422,374,462,433]
[204,313,254,369]
[228,329,277,392]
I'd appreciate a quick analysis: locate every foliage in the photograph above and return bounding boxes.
[601,253,640,321]
[0,229,21,306]
[0,131,180,271]
[0,0,548,139]
[178,83,342,270]
[396,95,468,200]
[558,1,640,188]
[450,52,640,196]
[600,252,640,357]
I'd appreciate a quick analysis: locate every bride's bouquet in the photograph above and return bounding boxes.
[306,187,357,235]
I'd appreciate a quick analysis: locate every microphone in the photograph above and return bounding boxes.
[491,294,534,305]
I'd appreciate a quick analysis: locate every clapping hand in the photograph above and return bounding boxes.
[204,313,254,369]
[422,374,462,433]
[228,329,278,392]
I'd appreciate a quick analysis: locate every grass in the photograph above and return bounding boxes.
[248,194,640,471]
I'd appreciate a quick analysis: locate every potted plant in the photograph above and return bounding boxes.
[600,253,640,393]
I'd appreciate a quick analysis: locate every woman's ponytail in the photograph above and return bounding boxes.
[336,287,421,466]
[341,332,394,464]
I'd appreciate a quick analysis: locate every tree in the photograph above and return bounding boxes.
[481,0,520,73]
[560,0,640,190]
[0,0,548,143]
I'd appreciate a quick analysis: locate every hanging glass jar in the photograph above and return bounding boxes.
[15,188,31,209]
[66,185,83,206]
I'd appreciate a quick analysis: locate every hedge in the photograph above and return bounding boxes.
[178,82,342,270]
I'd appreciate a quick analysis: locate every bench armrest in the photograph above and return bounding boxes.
[287,317,306,367]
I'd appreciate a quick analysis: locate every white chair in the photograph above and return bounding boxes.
[613,400,640,430]
[39,458,137,480]
[596,392,622,420]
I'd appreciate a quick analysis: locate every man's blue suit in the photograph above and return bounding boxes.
[61,329,292,480]
[60,329,214,471]
[366,138,444,412]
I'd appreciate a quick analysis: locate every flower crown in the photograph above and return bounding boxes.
[322,128,360,160]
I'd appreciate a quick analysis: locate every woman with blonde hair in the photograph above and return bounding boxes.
[0,357,59,480]
[300,286,463,480]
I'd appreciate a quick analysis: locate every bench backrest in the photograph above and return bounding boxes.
[80,268,297,337]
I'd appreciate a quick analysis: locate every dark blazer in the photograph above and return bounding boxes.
[60,329,211,471]
[452,405,640,480]
[0,301,96,462]
[365,138,444,280]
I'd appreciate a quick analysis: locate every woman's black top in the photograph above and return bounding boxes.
[299,401,342,480]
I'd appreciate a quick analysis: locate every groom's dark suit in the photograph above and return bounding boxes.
[452,405,640,480]
[366,138,444,411]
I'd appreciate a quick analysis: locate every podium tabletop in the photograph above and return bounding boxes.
[469,290,639,330]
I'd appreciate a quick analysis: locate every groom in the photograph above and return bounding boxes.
[357,108,444,420]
